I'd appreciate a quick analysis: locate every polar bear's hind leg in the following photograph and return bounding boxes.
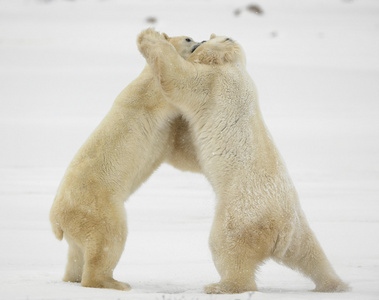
[273,216,350,293]
[79,207,130,291]
[63,236,84,283]
[80,230,130,291]
[204,209,271,294]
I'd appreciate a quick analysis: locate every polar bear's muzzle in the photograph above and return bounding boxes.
[191,41,206,53]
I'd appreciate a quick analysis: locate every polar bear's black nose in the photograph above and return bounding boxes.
[191,41,207,53]
[191,44,200,53]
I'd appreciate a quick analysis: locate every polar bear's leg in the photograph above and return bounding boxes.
[63,236,84,283]
[204,208,266,294]
[80,208,130,291]
[273,215,349,293]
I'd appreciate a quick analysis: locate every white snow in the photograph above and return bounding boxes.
[0,0,378,299]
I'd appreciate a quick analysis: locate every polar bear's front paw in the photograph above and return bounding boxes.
[137,28,164,49]
[137,28,164,58]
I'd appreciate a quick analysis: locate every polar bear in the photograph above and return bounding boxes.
[137,28,349,294]
[49,33,201,291]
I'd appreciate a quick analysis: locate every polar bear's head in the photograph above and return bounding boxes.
[162,33,199,60]
[189,34,246,66]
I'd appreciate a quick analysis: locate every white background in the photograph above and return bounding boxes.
[0,0,378,299]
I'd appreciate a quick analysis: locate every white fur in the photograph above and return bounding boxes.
[49,33,201,290]
[138,28,349,294]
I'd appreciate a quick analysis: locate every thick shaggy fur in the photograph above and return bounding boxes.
[49,34,201,291]
[137,28,349,294]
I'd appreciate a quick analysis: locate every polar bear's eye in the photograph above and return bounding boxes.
[225,38,234,42]
[185,38,192,42]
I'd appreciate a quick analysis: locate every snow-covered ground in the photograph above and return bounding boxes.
[1,0,379,299]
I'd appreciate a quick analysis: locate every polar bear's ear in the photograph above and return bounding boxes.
[210,33,217,39]
[162,33,169,40]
